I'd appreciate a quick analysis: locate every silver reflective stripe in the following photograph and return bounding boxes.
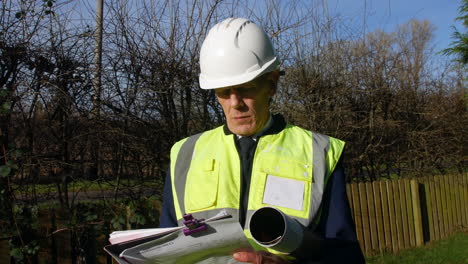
[309,133,330,225]
[244,209,256,229]
[174,132,203,217]
[176,208,240,226]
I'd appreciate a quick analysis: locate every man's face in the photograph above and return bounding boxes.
[215,75,276,136]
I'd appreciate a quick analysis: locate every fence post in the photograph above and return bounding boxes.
[462,174,468,228]
[397,180,409,249]
[372,181,385,253]
[351,183,364,251]
[387,181,398,253]
[411,179,424,247]
[444,175,454,234]
[429,179,440,241]
[434,176,446,238]
[417,178,432,243]
[379,181,392,251]
[366,182,378,252]
[404,179,415,247]
[359,182,371,254]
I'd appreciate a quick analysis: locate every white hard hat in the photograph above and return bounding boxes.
[199,17,279,89]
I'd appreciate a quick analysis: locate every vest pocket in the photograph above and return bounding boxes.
[251,156,312,216]
[185,158,219,211]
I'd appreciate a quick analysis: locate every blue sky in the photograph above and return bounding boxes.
[75,0,464,54]
[330,0,464,53]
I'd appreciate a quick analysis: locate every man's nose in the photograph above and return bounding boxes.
[229,90,243,108]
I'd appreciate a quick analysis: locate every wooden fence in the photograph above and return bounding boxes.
[346,174,468,255]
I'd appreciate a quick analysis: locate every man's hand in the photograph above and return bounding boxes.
[233,249,291,264]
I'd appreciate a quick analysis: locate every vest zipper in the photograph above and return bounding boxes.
[236,137,258,228]
[236,137,247,228]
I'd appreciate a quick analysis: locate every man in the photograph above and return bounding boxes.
[160,18,365,263]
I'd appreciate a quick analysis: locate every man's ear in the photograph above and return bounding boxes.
[269,70,280,83]
[268,70,280,96]
[269,85,276,97]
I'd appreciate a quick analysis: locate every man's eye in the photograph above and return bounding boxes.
[216,89,230,97]
[237,87,253,95]
[237,87,248,93]
[215,86,255,97]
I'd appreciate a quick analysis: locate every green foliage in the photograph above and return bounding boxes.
[441,0,468,64]
[0,165,10,177]
[10,240,40,259]
[107,198,160,231]
[0,147,20,177]
[0,143,39,263]
[1,101,11,114]
[9,247,23,259]
[111,215,126,230]
[8,205,40,263]
[50,199,160,262]
[52,198,161,235]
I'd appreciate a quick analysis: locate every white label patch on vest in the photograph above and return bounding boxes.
[262,174,304,211]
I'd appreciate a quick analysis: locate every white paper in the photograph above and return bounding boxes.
[109,226,183,245]
[119,219,251,264]
[109,210,230,245]
[262,174,305,210]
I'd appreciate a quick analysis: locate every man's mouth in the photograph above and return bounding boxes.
[233,116,250,120]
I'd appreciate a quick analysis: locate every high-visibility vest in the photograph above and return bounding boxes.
[170,124,345,252]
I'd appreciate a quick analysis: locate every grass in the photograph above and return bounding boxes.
[367,232,468,264]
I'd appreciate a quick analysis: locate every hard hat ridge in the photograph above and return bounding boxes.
[234,20,253,46]
[199,17,279,89]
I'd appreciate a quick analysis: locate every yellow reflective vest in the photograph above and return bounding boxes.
[170,123,345,252]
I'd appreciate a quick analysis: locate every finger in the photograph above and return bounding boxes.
[233,251,258,263]
[234,250,290,264]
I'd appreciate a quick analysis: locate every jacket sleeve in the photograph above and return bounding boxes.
[295,160,365,263]
[159,168,178,228]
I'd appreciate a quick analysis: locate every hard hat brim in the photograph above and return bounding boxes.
[199,57,279,89]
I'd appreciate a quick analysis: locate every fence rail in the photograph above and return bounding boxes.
[346,174,468,255]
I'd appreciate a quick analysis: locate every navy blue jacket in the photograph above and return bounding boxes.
[159,115,365,263]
